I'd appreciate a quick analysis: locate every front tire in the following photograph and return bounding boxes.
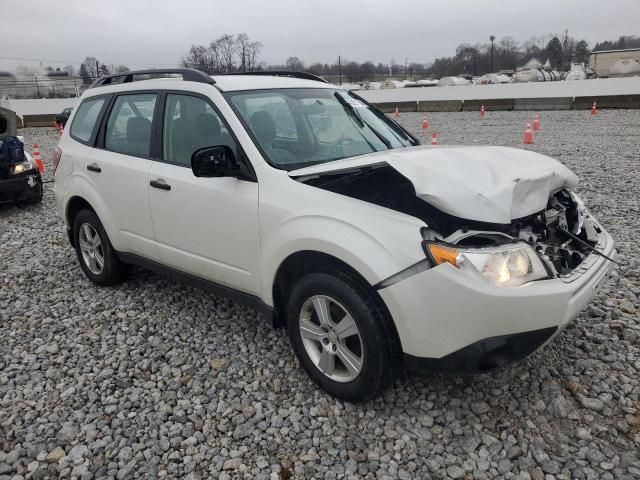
[73,209,124,286]
[286,271,399,402]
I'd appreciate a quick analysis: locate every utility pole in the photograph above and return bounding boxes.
[338,55,342,85]
[404,57,408,80]
[562,29,569,72]
[490,35,496,73]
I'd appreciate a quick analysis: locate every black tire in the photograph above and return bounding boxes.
[286,271,399,402]
[73,209,124,286]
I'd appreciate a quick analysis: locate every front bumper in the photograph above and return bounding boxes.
[0,169,42,204]
[379,227,616,372]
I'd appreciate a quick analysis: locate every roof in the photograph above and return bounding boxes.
[83,73,336,96]
[591,47,640,55]
[211,75,336,91]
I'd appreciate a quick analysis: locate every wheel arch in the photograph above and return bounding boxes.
[66,196,96,247]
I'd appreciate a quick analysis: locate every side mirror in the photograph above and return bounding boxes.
[191,145,240,178]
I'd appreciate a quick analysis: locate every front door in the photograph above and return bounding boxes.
[148,93,260,295]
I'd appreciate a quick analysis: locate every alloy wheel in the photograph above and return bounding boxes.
[298,295,364,382]
[78,223,105,275]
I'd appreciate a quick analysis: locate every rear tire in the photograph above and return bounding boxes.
[73,209,124,286]
[286,271,399,402]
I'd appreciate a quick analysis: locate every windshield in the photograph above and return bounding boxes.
[225,88,417,170]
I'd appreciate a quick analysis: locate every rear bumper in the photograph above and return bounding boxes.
[379,226,616,366]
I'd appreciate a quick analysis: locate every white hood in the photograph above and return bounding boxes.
[290,145,579,224]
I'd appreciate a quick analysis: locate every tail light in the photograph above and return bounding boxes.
[52,147,62,174]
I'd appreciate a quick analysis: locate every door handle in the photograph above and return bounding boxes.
[150,179,171,191]
[86,163,101,173]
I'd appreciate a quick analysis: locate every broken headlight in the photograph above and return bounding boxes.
[427,242,550,287]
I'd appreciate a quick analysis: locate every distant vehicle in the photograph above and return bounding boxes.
[55,69,616,401]
[1,106,42,205]
[55,107,73,128]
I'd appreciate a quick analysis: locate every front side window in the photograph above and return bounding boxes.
[225,88,416,170]
[70,97,105,143]
[162,94,236,166]
[105,93,157,157]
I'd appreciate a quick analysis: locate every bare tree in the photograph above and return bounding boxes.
[286,57,305,71]
[236,33,251,72]
[247,41,263,71]
[182,45,217,74]
[217,34,237,73]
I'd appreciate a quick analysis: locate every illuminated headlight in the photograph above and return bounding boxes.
[11,159,34,175]
[427,242,550,287]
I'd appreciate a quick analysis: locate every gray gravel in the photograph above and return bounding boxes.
[1,112,639,479]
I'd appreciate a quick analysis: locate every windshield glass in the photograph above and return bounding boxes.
[225,88,417,170]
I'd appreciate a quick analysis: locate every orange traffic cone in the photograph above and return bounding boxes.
[523,123,534,145]
[394,106,400,118]
[431,132,439,145]
[533,113,540,131]
[33,144,45,172]
[591,101,598,115]
[480,104,485,117]
[422,115,429,130]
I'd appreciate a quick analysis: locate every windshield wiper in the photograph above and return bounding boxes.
[334,92,392,150]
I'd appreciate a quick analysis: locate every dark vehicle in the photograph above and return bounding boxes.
[55,107,73,128]
[0,111,43,205]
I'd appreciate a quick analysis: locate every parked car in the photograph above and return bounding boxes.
[0,117,42,205]
[53,69,616,401]
[55,107,73,128]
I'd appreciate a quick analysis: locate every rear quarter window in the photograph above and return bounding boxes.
[70,97,106,143]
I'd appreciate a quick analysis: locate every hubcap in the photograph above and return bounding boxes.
[78,223,105,275]
[299,295,364,383]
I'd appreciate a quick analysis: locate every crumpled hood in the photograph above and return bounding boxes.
[290,145,579,224]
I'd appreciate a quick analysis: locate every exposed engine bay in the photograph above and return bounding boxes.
[300,165,605,277]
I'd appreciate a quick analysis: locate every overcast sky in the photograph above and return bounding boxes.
[2,0,639,71]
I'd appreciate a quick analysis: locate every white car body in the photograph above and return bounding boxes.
[54,71,615,398]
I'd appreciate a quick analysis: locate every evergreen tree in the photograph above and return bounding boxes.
[79,64,92,85]
[545,36,563,69]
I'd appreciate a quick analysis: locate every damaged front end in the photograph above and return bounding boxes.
[295,158,610,283]
[432,189,607,279]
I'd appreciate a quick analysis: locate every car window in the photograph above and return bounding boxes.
[226,89,416,170]
[69,98,105,143]
[105,93,157,158]
[162,94,236,166]
[240,95,297,140]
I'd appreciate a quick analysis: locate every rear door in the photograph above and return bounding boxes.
[84,92,160,260]
[147,92,260,294]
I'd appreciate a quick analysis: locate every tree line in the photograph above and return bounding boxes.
[4,33,638,88]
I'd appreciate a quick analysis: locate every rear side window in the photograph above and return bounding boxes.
[105,94,157,158]
[70,98,105,143]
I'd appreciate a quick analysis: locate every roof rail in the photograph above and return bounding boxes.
[217,71,330,84]
[89,68,214,89]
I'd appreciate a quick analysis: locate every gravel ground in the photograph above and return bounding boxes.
[1,111,639,480]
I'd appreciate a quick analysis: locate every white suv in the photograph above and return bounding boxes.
[54,69,616,401]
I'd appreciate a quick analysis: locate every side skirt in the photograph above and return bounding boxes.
[116,251,275,324]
